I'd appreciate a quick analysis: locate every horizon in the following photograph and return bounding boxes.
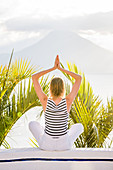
[0,0,113,149]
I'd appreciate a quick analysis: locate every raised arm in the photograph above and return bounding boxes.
[58,62,82,113]
[32,55,59,111]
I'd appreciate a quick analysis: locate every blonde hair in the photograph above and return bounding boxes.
[49,77,65,98]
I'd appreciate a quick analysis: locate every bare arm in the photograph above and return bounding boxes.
[32,67,55,111]
[32,55,59,112]
[32,67,55,80]
[58,66,82,112]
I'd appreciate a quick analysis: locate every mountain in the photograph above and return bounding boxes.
[0,30,113,74]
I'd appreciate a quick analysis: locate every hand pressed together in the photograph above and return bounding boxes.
[54,55,60,69]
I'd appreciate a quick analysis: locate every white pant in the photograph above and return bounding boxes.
[29,121,84,151]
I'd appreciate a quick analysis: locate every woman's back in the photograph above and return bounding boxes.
[44,98,69,138]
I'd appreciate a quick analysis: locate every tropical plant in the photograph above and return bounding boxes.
[1,52,112,148]
[60,62,113,148]
[0,51,54,149]
[0,49,40,147]
[28,137,39,148]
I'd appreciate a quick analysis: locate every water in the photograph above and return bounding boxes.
[85,74,113,106]
[1,74,113,149]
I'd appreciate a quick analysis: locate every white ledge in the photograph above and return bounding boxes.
[0,147,113,159]
[0,148,113,170]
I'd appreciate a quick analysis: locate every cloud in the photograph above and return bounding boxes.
[5,16,61,31]
[78,11,113,34]
[4,11,113,34]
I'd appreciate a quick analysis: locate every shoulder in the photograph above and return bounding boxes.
[41,96,48,112]
[65,96,71,104]
[65,96,71,107]
[65,96,72,113]
[44,96,48,102]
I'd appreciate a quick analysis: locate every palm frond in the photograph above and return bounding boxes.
[61,61,113,148]
[28,137,39,148]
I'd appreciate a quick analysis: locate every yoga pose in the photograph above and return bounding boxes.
[29,55,84,150]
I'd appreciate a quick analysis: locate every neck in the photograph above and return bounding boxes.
[51,96,62,100]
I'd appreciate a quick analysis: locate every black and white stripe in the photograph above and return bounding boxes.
[44,98,69,137]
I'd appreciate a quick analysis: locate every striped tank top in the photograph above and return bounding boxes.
[44,98,69,138]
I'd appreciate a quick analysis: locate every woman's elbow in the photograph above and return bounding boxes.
[78,75,82,82]
[32,74,36,80]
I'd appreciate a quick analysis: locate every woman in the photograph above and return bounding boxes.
[29,55,84,151]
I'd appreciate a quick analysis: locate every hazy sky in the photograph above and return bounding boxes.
[1,0,113,148]
[0,0,113,52]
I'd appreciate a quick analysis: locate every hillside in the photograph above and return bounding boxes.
[1,30,113,74]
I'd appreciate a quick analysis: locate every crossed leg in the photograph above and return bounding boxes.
[68,123,84,146]
[29,121,84,150]
[29,121,44,145]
